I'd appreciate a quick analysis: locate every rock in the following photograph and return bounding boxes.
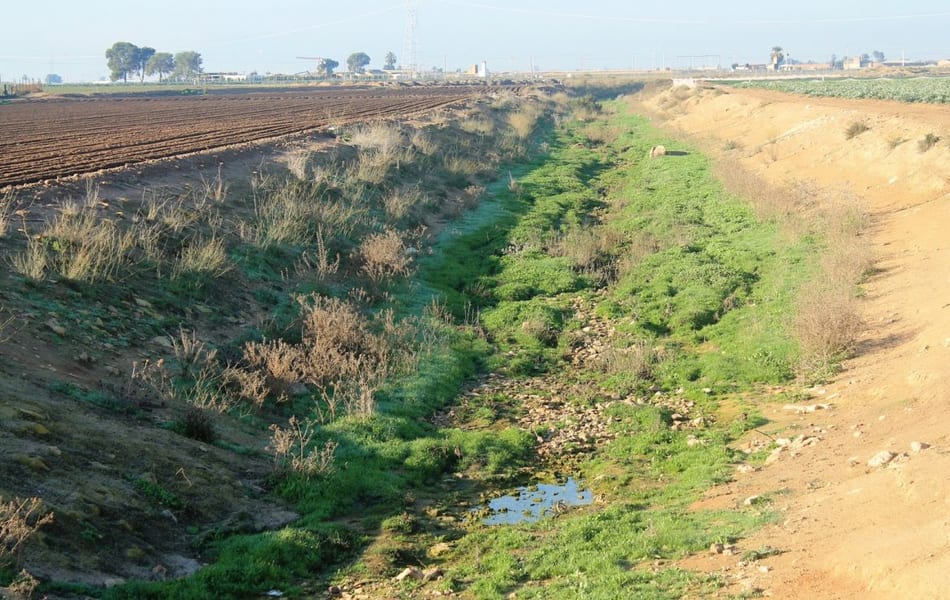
[422,567,443,582]
[14,454,49,471]
[46,319,67,336]
[867,450,895,468]
[744,495,762,506]
[910,441,930,453]
[710,542,725,555]
[151,336,173,349]
[327,585,342,596]
[134,297,153,308]
[736,464,757,474]
[124,546,146,559]
[393,567,423,582]
[25,422,51,436]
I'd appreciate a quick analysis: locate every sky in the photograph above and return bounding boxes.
[3,1,950,82]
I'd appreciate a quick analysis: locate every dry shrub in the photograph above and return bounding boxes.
[0,496,53,573]
[268,416,337,478]
[238,294,415,416]
[794,279,863,381]
[10,234,47,281]
[0,191,14,238]
[551,226,623,276]
[242,339,306,400]
[358,229,414,283]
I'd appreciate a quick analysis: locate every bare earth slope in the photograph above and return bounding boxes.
[646,86,950,598]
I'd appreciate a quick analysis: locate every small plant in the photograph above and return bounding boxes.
[268,416,337,478]
[172,235,231,280]
[918,132,940,152]
[886,135,907,149]
[844,120,870,140]
[181,406,217,443]
[741,545,784,562]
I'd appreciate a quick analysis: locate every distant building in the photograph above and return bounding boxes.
[466,61,489,78]
[200,72,248,83]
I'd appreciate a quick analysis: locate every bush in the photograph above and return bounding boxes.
[918,132,940,152]
[844,121,870,139]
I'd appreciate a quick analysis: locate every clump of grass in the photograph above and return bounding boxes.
[918,132,940,152]
[172,235,231,280]
[844,120,870,140]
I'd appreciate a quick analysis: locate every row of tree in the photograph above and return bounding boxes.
[312,51,399,78]
[106,42,202,83]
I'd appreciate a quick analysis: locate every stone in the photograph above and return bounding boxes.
[867,450,895,468]
[14,454,49,471]
[46,319,67,336]
[710,542,725,555]
[393,567,423,582]
[910,441,930,453]
[744,495,762,506]
[422,567,443,582]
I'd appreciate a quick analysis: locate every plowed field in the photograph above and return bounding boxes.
[0,86,484,187]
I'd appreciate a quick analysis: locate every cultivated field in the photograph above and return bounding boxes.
[0,86,493,187]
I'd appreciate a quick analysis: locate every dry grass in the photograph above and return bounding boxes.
[0,496,54,571]
[172,235,231,279]
[268,416,337,478]
[286,150,311,181]
[508,104,541,140]
[596,341,656,381]
[358,229,414,283]
[794,279,863,381]
[844,120,870,140]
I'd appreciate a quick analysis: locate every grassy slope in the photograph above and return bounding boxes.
[408,100,817,598]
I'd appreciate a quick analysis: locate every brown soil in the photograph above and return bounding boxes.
[0,86,490,188]
[645,85,950,598]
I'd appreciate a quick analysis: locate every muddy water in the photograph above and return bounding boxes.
[476,478,593,525]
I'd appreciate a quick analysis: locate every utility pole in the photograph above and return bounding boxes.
[403,0,420,79]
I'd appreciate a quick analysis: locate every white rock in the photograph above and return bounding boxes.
[910,441,930,453]
[867,451,895,468]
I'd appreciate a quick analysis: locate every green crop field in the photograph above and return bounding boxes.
[731,76,950,103]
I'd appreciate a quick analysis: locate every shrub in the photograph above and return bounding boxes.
[182,407,217,443]
[918,132,940,152]
[844,121,870,139]
[358,229,413,284]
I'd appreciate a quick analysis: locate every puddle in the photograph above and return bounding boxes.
[475,478,593,525]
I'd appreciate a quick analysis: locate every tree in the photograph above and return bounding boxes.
[145,52,175,82]
[172,51,203,81]
[45,74,63,85]
[316,58,339,78]
[872,50,885,63]
[106,41,140,82]
[830,53,837,69]
[135,47,155,82]
[383,51,397,70]
[346,52,371,74]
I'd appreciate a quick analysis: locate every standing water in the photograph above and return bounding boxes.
[476,478,593,525]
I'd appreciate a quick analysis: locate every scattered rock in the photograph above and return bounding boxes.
[867,451,895,468]
[736,464,757,474]
[910,441,930,453]
[783,403,832,414]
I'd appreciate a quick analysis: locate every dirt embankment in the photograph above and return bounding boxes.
[645,86,950,598]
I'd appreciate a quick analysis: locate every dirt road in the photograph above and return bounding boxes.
[647,86,950,597]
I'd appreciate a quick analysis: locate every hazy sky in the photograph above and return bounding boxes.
[3,1,950,82]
